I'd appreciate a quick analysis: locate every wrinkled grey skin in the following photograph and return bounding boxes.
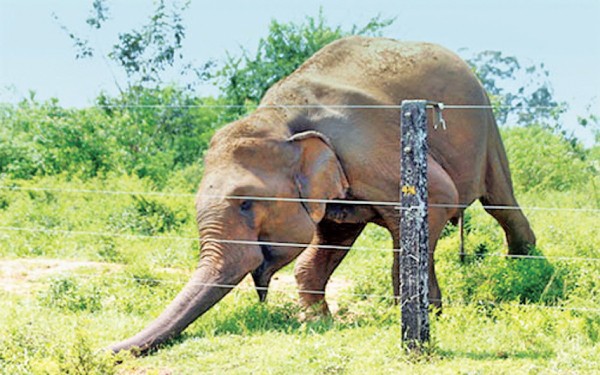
[110,36,535,355]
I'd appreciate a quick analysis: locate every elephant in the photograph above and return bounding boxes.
[110,36,535,354]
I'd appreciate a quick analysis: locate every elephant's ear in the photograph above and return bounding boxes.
[288,131,349,223]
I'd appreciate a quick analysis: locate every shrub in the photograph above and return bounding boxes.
[502,125,592,193]
[484,251,569,304]
[0,88,223,186]
[39,276,103,313]
[108,195,189,235]
[57,329,118,375]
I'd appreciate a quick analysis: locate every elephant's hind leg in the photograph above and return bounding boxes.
[480,196,536,255]
[294,220,366,316]
[482,143,536,255]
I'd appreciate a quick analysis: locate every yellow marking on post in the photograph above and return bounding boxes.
[402,185,416,195]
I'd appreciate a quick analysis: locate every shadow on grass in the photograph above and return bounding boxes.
[146,300,401,354]
[191,302,389,337]
[437,347,554,362]
[460,245,571,305]
[144,303,335,354]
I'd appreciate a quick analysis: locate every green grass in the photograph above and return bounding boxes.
[0,175,599,374]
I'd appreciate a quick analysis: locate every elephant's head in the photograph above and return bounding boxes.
[110,122,349,354]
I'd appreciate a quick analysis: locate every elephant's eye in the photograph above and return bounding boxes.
[240,200,253,212]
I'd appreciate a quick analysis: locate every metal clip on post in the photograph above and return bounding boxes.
[427,101,446,130]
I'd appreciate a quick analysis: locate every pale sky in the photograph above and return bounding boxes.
[1,0,599,144]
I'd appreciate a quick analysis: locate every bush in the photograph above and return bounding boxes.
[108,195,189,235]
[502,125,592,193]
[0,99,118,178]
[39,276,103,313]
[57,329,118,375]
[470,250,570,304]
[0,87,223,186]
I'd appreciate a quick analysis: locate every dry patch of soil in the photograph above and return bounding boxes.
[1,258,353,311]
[0,258,115,295]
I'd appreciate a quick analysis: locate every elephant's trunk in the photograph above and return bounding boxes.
[110,243,262,355]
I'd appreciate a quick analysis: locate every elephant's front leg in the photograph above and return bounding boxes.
[294,220,366,317]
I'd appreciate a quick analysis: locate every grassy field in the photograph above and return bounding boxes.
[0,174,599,374]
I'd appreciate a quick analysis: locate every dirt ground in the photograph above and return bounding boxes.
[0,258,115,295]
[0,258,351,311]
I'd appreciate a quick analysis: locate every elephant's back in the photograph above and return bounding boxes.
[261,36,495,205]
[262,36,487,108]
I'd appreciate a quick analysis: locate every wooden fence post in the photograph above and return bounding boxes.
[400,100,430,349]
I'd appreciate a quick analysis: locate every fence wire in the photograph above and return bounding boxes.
[1,186,598,213]
[24,270,600,314]
[1,225,599,263]
[0,103,568,110]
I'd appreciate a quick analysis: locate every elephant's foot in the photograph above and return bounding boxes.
[506,225,536,256]
[298,298,331,321]
[429,289,443,315]
[251,267,271,302]
[479,197,536,257]
[508,240,535,256]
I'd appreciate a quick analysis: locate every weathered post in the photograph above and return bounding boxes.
[400,100,430,349]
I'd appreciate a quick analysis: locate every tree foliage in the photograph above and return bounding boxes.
[466,51,566,128]
[216,11,394,112]
[108,0,187,85]
[55,0,208,90]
